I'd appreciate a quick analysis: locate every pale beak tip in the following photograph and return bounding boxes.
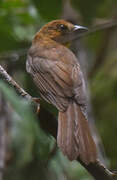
[73,25,88,33]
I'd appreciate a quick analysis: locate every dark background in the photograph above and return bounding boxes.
[0,0,117,179]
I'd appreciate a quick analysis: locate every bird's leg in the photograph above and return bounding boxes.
[32,97,41,104]
[32,97,41,114]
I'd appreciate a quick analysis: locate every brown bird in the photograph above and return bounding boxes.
[26,19,97,164]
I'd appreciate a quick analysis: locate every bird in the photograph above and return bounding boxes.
[26,19,97,164]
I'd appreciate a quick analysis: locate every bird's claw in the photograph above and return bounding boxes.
[32,97,41,114]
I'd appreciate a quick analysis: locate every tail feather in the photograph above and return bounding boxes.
[57,101,97,164]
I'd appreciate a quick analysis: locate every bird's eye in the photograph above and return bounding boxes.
[58,24,68,31]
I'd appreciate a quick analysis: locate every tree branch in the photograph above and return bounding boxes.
[78,159,116,180]
[79,20,117,38]
[0,65,32,102]
[0,64,116,179]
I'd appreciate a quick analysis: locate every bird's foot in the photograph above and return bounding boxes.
[32,97,41,114]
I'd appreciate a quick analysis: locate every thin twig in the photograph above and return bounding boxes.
[0,64,116,179]
[79,20,117,38]
[0,65,32,102]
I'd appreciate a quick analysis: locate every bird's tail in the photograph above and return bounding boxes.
[57,101,97,164]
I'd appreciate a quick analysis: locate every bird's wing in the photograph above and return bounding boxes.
[26,55,73,111]
[71,64,88,118]
[27,51,87,114]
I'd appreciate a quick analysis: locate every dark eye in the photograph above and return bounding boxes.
[58,24,68,31]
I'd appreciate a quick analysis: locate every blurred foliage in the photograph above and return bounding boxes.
[71,0,103,24]
[91,53,117,168]
[32,0,62,21]
[0,81,93,180]
[0,0,117,179]
[71,0,117,24]
[0,0,38,52]
[0,82,52,165]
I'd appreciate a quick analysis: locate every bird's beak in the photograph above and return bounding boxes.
[73,25,88,33]
[65,25,88,41]
[54,25,88,44]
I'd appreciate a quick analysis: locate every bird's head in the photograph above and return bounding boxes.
[35,20,88,46]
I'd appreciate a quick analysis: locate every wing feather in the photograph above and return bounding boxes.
[26,52,87,115]
[27,56,72,111]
